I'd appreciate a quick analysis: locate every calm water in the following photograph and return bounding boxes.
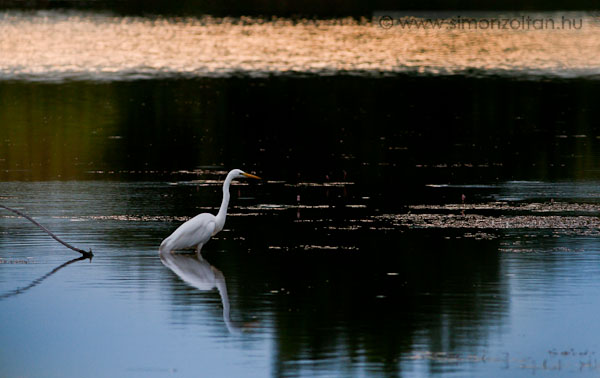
[3,180,600,377]
[2,9,600,378]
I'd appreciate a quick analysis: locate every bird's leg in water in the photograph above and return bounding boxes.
[195,244,203,256]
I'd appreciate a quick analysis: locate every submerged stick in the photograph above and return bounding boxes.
[0,204,93,258]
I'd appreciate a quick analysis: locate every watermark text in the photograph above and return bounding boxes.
[376,12,585,30]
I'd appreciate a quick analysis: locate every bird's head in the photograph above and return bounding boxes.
[231,169,261,180]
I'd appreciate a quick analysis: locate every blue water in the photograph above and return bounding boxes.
[2,180,600,377]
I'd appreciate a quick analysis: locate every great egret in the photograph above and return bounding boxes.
[159,169,260,254]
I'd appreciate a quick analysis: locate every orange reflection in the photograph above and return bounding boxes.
[0,11,598,80]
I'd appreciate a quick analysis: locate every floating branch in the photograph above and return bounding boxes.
[0,204,93,258]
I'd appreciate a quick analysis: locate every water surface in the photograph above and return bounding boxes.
[2,10,600,378]
[0,11,599,81]
[2,180,600,377]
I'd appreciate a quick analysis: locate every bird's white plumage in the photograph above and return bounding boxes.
[160,213,216,253]
[159,169,260,254]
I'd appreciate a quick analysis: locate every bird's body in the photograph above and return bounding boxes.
[160,213,217,253]
[159,169,260,254]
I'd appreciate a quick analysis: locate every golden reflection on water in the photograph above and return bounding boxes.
[0,11,599,80]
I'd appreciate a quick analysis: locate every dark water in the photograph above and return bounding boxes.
[0,1,596,17]
[2,62,600,377]
[2,76,600,185]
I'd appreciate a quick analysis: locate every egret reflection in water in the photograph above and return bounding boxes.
[160,251,251,334]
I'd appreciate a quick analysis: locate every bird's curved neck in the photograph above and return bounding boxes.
[215,172,234,231]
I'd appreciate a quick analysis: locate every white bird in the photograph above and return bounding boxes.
[159,169,260,254]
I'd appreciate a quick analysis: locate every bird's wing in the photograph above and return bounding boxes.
[162,213,217,251]
[183,213,216,244]
[204,220,217,239]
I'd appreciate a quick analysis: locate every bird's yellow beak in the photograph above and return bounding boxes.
[242,172,261,180]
